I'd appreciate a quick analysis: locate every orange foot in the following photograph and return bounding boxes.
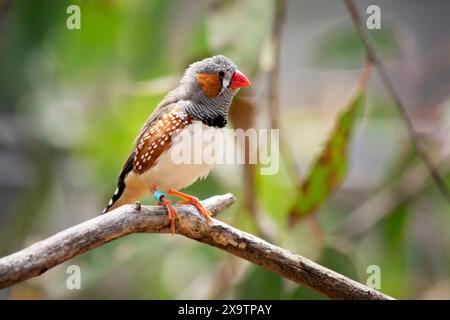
[151,186,180,236]
[160,196,180,236]
[167,189,213,224]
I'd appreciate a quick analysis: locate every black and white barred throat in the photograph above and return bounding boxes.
[185,89,238,128]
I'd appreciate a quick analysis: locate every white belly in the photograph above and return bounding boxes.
[126,122,222,192]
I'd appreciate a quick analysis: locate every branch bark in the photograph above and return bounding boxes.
[0,193,392,300]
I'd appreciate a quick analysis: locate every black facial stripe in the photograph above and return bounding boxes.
[202,114,227,128]
[226,71,236,89]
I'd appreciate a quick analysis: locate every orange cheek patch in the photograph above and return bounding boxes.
[196,73,221,98]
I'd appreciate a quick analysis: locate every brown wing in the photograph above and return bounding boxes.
[132,107,192,174]
[102,105,192,213]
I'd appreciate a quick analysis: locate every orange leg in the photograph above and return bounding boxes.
[151,185,180,236]
[167,189,213,223]
[160,196,180,236]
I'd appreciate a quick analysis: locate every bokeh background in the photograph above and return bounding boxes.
[0,0,449,299]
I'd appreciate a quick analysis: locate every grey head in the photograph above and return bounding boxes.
[177,55,251,128]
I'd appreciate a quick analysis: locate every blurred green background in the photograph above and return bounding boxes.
[0,0,449,299]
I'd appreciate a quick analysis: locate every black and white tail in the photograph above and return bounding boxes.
[102,152,135,214]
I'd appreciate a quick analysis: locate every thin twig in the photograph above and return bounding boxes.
[345,0,450,204]
[230,97,278,241]
[0,193,392,300]
[268,0,285,129]
[0,0,11,34]
[0,0,10,51]
[338,158,450,239]
[267,0,303,186]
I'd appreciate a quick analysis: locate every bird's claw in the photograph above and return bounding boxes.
[191,198,213,223]
[160,197,180,236]
[173,195,212,222]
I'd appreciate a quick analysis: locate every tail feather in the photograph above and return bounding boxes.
[102,185,143,213]
[102,187,122,213]
[103,151,136,214]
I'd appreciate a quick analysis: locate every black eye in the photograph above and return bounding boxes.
[218,70,225,78]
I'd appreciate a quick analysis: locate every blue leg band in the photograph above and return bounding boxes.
[153,190,167,202]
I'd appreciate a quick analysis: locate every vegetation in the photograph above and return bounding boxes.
[0,0,449,299]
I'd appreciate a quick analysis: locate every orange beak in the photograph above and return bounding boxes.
[230,69,251,89]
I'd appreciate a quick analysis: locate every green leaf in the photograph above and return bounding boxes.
[290,86,366,224]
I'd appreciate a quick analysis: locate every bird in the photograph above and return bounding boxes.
[102,55,251,235]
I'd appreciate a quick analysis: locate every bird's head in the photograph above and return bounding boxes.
[181,55,251,101]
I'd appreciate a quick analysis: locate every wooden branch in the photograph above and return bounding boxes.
[0,193,393,300]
